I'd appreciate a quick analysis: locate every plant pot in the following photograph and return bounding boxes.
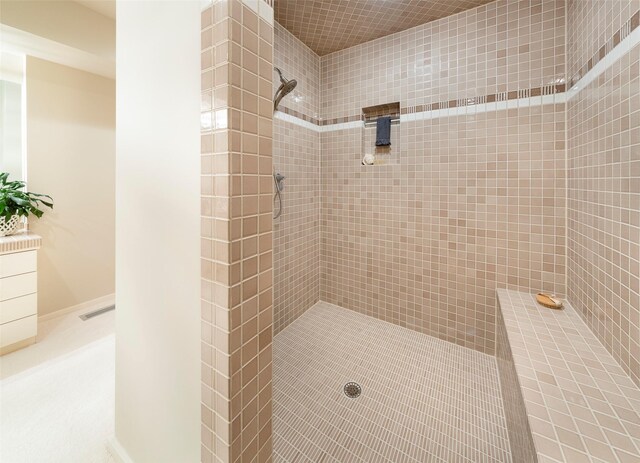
[0,215,20,237]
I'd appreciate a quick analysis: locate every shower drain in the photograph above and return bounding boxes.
[343,382,362,398]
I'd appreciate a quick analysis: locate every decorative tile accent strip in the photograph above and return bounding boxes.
[280,84,568,130]
[497,289,640,463]
[286,89,561,128]
[0,232,42,255]
[276,106,319,125]
[569,8,640,88]
[320,114,363,126]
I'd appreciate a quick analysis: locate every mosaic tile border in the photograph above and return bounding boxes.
[403,85,565,113]
[276,106,320,125]
[277,89,568,134]
[568,8,640,88]
[323,84,566,126]
[277,83,567,131]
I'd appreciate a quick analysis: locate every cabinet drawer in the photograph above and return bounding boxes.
[0,273,37,301]
[0,293,37,324]
[0,251,37,278]
[0,315,36,348]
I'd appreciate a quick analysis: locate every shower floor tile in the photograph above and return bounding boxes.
[273,302,512,463]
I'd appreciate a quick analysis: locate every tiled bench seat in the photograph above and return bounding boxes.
[496,289,640,463]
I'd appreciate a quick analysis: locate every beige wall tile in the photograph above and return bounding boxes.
[321,102,566,355]
[567,3,640,387]
[272,22,322,334]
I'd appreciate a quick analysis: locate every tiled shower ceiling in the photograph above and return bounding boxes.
[274,0,495,56]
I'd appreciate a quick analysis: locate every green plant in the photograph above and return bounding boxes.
[0,172,53,220]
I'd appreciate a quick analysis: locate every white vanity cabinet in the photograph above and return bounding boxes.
[0,234,41,355]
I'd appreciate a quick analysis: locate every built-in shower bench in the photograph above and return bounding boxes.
[495,289,640,463]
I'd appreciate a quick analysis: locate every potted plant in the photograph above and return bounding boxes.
[0,172,53,236]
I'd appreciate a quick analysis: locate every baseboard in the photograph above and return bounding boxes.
[38,293,116,322]
[107,437,136,463]
[0,336,35,356]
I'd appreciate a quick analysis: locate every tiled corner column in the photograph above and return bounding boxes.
[201,0,274,462]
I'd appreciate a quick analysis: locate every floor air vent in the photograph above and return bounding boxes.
[79,305,115,321]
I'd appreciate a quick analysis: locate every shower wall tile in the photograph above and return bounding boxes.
[319,0,567,355]
[274,22,320,120]
[272,24,321,335]
[201,0,274,462]
[273,120,320,334]
[567,0,640,84]
[321,0,566,121]
[567,20,640,388]
[321,103,566,355]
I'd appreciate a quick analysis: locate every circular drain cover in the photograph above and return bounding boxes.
[343,382,362,398]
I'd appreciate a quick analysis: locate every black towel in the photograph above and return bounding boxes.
[375,116,392,146]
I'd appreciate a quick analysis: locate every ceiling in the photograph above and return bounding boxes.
[275,0,494,56]
[75,0,115,19]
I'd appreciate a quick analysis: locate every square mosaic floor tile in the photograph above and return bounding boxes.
[273,302,512,463]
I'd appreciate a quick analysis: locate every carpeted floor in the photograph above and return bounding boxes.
[0,308,115,463]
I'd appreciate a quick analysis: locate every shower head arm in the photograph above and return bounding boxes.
[274,67,287,85]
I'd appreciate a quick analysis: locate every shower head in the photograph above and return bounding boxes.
[273,67,298,111]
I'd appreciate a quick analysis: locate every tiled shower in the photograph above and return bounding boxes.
[275,0,568,353]
[201,0,640,461]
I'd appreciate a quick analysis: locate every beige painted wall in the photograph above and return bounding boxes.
[1,1,115,60]
[113,2,200,461]
[26,56,115,317]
